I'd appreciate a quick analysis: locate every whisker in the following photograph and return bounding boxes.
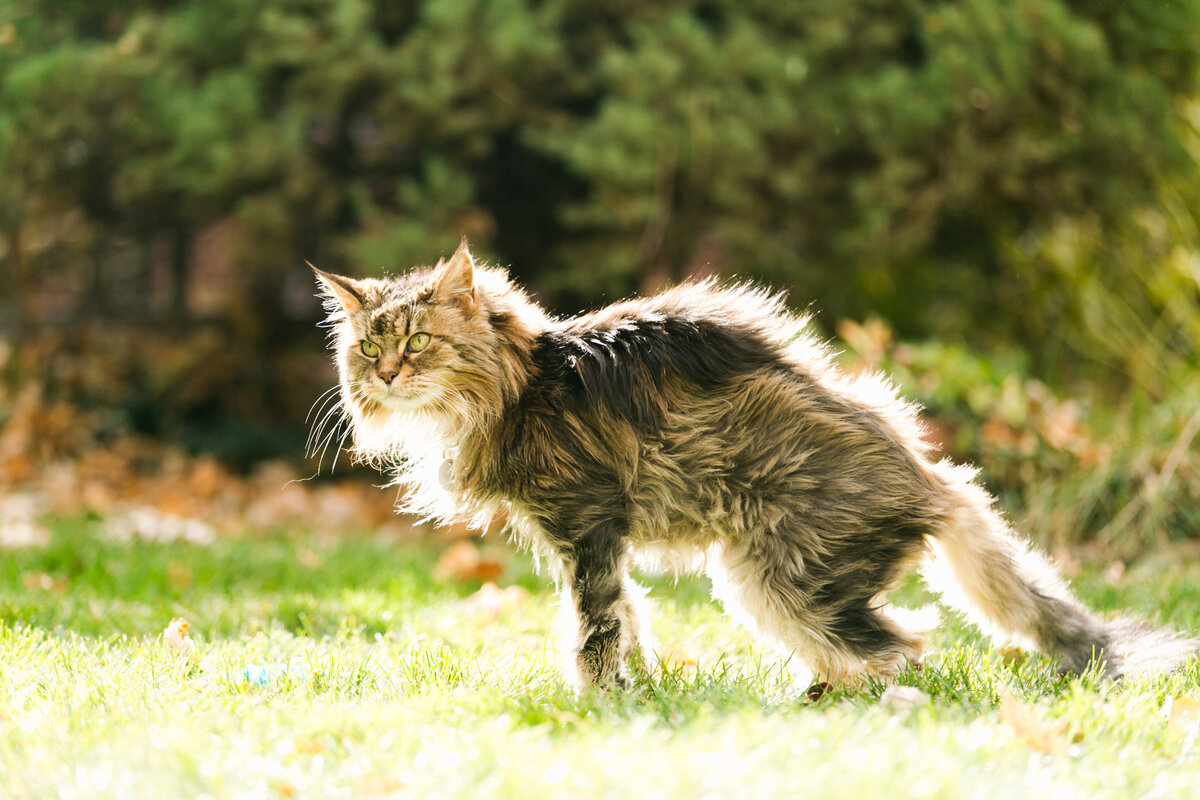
[304,384,342,426]
[306,382,374,469]
[315,411,351,473]
[307,399,347,459]
[330,423,355,473]
[305,394,344,453]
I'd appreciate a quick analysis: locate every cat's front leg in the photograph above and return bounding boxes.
[560,518,646,691]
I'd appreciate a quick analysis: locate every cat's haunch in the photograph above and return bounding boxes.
[312,239,1198,690]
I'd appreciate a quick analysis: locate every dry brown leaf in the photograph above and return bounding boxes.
[880,685,930,713]
[21,572,67,594]
[655,646,699,678]
[296,547,324,570]
[837,317,893,366]
[805,681,831,703]
[1038,400,1088,452]
[999,689,1063,754]
[463,582,529,622]
[0,371,413,541]
[1166,695,1200,731]
[433,540,503,583]
[164,617,197,659]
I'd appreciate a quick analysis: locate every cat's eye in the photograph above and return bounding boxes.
[360,340,380,358]
[406,332,431,353]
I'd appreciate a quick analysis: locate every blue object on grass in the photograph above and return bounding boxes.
[239,663,307,685]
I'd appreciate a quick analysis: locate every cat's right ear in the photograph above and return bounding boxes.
[309,262,365,314]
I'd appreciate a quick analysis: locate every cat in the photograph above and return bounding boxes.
[312,238,1197,691]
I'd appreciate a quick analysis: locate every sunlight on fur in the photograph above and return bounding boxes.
[312,238,1199,692]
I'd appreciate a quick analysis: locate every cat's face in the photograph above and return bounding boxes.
[314,240,546,462]
[314,243,488,430]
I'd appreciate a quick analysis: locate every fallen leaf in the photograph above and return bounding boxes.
[463,582,529,622]
[21,572,67,594]
[1038,400,1088,452]
[655,646,699,677]
[999,689,1063,754]
[164,618,197,659]
[880,685,930,713]
[837,317,892,366]
[297,547,324,570]
[1166,695,1200,731]
[805,682,831,703]
[433,540,503,583]
[981,418,1023,451]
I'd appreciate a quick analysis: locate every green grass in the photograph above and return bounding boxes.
[2,518,1200,798]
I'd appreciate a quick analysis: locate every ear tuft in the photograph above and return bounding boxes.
[309,262,365,314]
[434,237,476,308]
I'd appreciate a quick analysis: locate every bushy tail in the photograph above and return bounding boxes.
[923,462,1198,679]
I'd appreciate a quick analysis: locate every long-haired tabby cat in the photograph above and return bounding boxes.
[312,239,1196,691]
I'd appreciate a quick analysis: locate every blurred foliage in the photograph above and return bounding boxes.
[840,318,1200,556]
[3,1,1199,342]
[1,1,1199,548]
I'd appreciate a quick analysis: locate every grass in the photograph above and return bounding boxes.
[2,517,1200,798]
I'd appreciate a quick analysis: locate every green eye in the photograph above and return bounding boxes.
[360,340,380,358]
[407,332,431,353]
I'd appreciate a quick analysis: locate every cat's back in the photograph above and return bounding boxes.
[557,279,800,338]
[521,280,810,429]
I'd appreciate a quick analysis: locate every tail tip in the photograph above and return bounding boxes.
[1098,618,1199,680]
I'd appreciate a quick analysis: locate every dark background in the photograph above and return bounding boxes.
[2,0,1198,550]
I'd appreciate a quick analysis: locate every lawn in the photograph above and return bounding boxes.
[2,518,1199,799]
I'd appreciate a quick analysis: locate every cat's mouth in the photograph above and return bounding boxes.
[362,384,443,415]
[376,393,429,412]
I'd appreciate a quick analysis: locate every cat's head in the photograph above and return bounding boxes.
[312,239,545,460]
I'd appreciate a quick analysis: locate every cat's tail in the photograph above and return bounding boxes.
[922,461,1198,679]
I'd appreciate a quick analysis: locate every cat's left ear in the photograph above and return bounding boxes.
[434,237,476,310]
[309,262,365,314]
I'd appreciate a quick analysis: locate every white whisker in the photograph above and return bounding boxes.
[304,385,342,426]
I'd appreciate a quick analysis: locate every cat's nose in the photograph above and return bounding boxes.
[377,368,399,385]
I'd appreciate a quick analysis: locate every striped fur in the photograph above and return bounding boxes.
[313,240,1198,690]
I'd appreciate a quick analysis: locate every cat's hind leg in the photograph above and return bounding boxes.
[708,540,928,686]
